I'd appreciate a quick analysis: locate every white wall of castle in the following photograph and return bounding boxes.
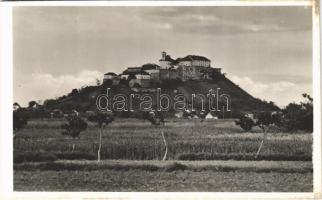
[136,74,151,80]
[178,61,192,67]
[144,69,159,74]
[192,60,210,67]
[121,74,129,80]
[159,60,172,69]
[104,74,116,80]
[178,60,210,68]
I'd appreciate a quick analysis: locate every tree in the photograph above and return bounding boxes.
[235,111,282,158]
[235,115,256,131]
[255,111,282,158]
[13,102,21,111]
[28,101,37,109]
[96,78,101,86]
[87,112,114,162]
[70,89,79,96]
[282,93,313,132]
[143,111,167,160]
[43,99,56,108]
[61,115,88,152]
[13,111,28,136]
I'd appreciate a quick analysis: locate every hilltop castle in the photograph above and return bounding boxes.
[103,51,223,87]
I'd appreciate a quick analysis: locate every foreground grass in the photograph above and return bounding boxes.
[14,118,312,161]
[14,160,313,191]
[14,169,312,192]
[13,118,313,192]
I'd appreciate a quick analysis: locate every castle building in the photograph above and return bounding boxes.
[128,71,151,88]
[104,72,117,80]
[141,63,160,80]
[103,72,120,85]
[159,51,176,69]
[105,51,223,87]
[177,55,211,68]
[159,68,179,80]
[121,67,142,80]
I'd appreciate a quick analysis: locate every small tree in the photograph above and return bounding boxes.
[13,110,28,136]
[143,111,165,126]
[87,112,114,162]
[70,89,79,96]
[61,115,87,152]
[235,114,256,131]
[255,111,281,158]
[96,78,101,86]
[143,111,167,160]
[282,93,313,132]
[28,101,37,109]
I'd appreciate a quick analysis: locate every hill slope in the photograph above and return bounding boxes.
[43,75,279,117]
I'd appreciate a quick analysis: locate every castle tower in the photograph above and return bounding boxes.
[159,51,174,69]
[161,51,166,60]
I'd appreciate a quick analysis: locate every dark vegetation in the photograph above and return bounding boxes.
[235,94,313,132]
[14,160,312,174]
[61,115,88,139]
[20,77,281,119]
[142,111,165,126]
[177,153,311,161]
[13,111,28,132]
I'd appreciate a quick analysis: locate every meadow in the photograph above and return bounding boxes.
[14,118,312,161]
[14,118,313,191]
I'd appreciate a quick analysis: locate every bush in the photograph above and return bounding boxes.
[282,94,313,132]
[13,111,28,131]
[164,162,188,172]
[235,115,255,131]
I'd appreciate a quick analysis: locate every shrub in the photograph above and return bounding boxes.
[282,94,313,132]
[13,111,28,131]
[61,115,88,139]
[235,115,255,131]
[164,162,188,172]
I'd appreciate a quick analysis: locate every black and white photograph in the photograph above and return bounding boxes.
[0,0,321,199]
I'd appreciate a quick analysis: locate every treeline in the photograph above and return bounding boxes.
[236,93,313,132]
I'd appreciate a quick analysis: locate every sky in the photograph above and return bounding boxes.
[13,6,312,107]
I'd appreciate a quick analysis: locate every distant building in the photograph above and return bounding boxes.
[176,55,211,81]
[103,72,120,85]
[121,67,142,80]
[205,112,218,120]
[141,63,160,80]
[157,51,220,81]
[125,67,142,73]
[105,51,223,85]
[159,68,179,80]
[200,67,222,80]
[128,71,151,88]
[159,51,176,69]
[104,72,117,80]
[177,55,211,68]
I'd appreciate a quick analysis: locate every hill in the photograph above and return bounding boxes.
[41,74,279,118]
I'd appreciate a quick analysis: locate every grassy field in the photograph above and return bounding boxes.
[14,118,312,161]
[13,118,313,191]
